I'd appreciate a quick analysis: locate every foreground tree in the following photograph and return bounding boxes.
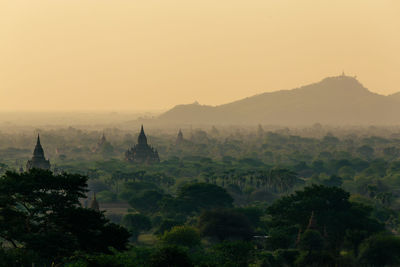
[211,241,255,267]
[358,234,400,266]
[198,209,253,241]
[267,185,383,253]
[0,169,130,263]
[149,245,193,267]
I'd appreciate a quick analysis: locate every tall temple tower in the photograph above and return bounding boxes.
[138,125,148,146]
[98,133,106,146]
[90,192,100,211]
[125,125,160,164]
[26,134,51,171]
[176,129,184,145]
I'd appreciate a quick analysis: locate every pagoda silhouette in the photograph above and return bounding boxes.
[125,126,160,164]
[26,134,51,171]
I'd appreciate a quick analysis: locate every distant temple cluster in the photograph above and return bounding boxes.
[125,125,160,164]
[22,126,190,211]
[25,126,191,171]
[26,135,51,171]
[25,126,164,171]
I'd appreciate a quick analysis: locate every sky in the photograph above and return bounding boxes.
[0,0,399,111]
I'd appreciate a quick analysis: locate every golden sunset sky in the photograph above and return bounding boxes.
[0,0,399,111]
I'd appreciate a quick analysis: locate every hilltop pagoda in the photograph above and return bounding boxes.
[125,125,160,164]
[26,134,51,171]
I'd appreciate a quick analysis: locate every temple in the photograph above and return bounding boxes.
[90,192,100,211]
[93,133,112,153]
[26,134,51,171]
[125,125,160,164]
[98,133,107,147]
[176,129,184,145]
[307,211,318,230]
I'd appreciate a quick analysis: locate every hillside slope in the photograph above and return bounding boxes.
[159,75,400,125]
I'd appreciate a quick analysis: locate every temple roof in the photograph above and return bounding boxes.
[125,125,160,164]
[90,192,100,211]
[307,211,318,230]
[138,125,148,145]
[33,134,45,159]
[27,134,51,170]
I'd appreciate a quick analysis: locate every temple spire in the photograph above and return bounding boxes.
[99,132,106,145]
[27,134,51,170]
[125,125,160,164]
[90,192,100,211]
[176,129,184,145]
[138,125,148,145]
[33,134,45,158]
[307,211,318,230]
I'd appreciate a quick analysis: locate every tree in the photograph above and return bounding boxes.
[299,230,324,252]
[119,181,159,201]
[269,168,301,193]
[294,251,335,267]
[122,213,152,241]
[266,226,298,251]
[149,245,193,267]
[198,209,253,241]
[161,226,201,248]
[128,190,164,214]
[155,219,183,235]
[211,241,255,267]
[178,183,233,212]
[267,185,382,252]
[0,248,41,266]
[357,145,374,160]
[234,207,264,228]
[322,175,343,187]
[0,169,130,262]
[358,234,400,266]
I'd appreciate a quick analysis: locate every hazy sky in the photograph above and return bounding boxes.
[1,0,399,111]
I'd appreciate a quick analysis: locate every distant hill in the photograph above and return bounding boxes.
[388,92,400,102]
[158,75,400,125]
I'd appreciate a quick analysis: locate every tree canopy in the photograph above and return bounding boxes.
[0,169,130,263]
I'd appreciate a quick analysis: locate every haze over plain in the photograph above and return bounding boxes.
[0,0,399,111]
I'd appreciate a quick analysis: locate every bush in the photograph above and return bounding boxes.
[299,230,324,252]
[161,226,201,248]
[294,251,335,267]
[211,241,255,267]
[0,248,41,267]
[274,249,300,266]
[121,213,151,242]
[155,219,183,235]
[149,245,193,267]
[358,234,400,266]
[65,246,154,267]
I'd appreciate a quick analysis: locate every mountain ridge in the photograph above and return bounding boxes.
[158,75,400,125]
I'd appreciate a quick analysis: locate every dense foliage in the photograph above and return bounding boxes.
[1,125,400,266]
[0,170,130,265]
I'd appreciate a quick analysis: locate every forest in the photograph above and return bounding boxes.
[1,124,400,266]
